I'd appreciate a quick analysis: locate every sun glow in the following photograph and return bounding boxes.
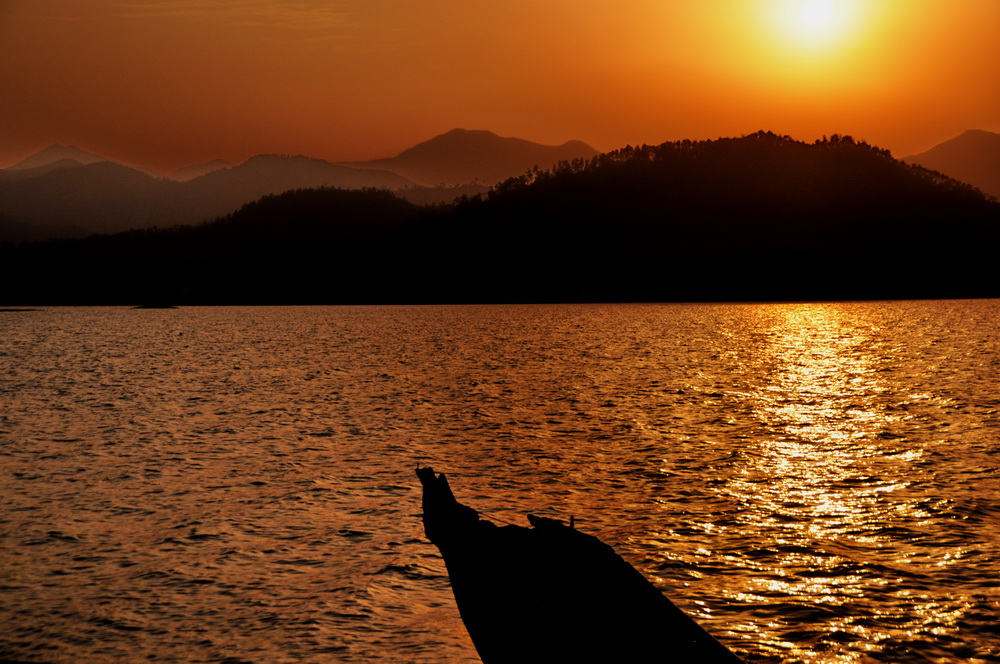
[801,0,835,28]
[768,0,864,50]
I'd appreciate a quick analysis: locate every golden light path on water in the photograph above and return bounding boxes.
[650,303,985,663]
[739,307,907,661]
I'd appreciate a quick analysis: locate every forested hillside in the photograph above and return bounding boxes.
[2,132,996,305]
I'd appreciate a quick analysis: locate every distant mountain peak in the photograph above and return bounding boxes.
[960,128,998,138]
[395,129,519,157]
[906,129,1000,157]
[397,128,587,156]
[904,129,1000,199]
[8,144,110,171]
[351,129,599,186]
[441,128,493,137]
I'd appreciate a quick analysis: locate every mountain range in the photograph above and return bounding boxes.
[3,128,997,245]
[2,131,996,305]
[0,130,598,242]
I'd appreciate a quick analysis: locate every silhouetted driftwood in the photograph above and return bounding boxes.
[416,467,746,663]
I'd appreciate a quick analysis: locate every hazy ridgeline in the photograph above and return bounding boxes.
[1,132,997,305]
[0,129,597,242]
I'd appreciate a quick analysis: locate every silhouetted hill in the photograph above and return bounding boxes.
[7,144,110,170]
[5,144,164,178]
[169,159,233,181]
[434,132,998,302]
[0,161,177,236]
[2,132,996,305]
[0,188,423,304]
[171,154,414,223]
[0,131,591,240]
[190,154,411,192]
[0,158,88,182]
[0,154,414,239]
[903,129,1000,199]
[349,129,599,186]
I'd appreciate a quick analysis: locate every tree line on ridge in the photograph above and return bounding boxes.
[2,132,996,305]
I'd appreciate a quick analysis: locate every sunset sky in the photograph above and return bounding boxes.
[2,0,998,173]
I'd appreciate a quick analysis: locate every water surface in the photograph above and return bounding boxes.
[1,301,997,663]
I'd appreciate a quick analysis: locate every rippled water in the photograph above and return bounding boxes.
[1,301,997,663]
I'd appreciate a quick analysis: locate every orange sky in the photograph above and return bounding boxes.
[1,0,998,173]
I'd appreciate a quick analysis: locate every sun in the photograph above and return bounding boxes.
[768,0,862,50]
[800,0,835,29]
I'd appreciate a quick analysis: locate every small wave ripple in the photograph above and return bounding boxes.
[1,301,997,662]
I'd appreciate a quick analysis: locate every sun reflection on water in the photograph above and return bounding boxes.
[690,304,985,662]
[734,305,916,536]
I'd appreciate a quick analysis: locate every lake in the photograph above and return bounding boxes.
[1,301,997,663]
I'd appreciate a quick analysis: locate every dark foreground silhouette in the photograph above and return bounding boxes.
[416,467,746,663]
[3,132,997,304]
